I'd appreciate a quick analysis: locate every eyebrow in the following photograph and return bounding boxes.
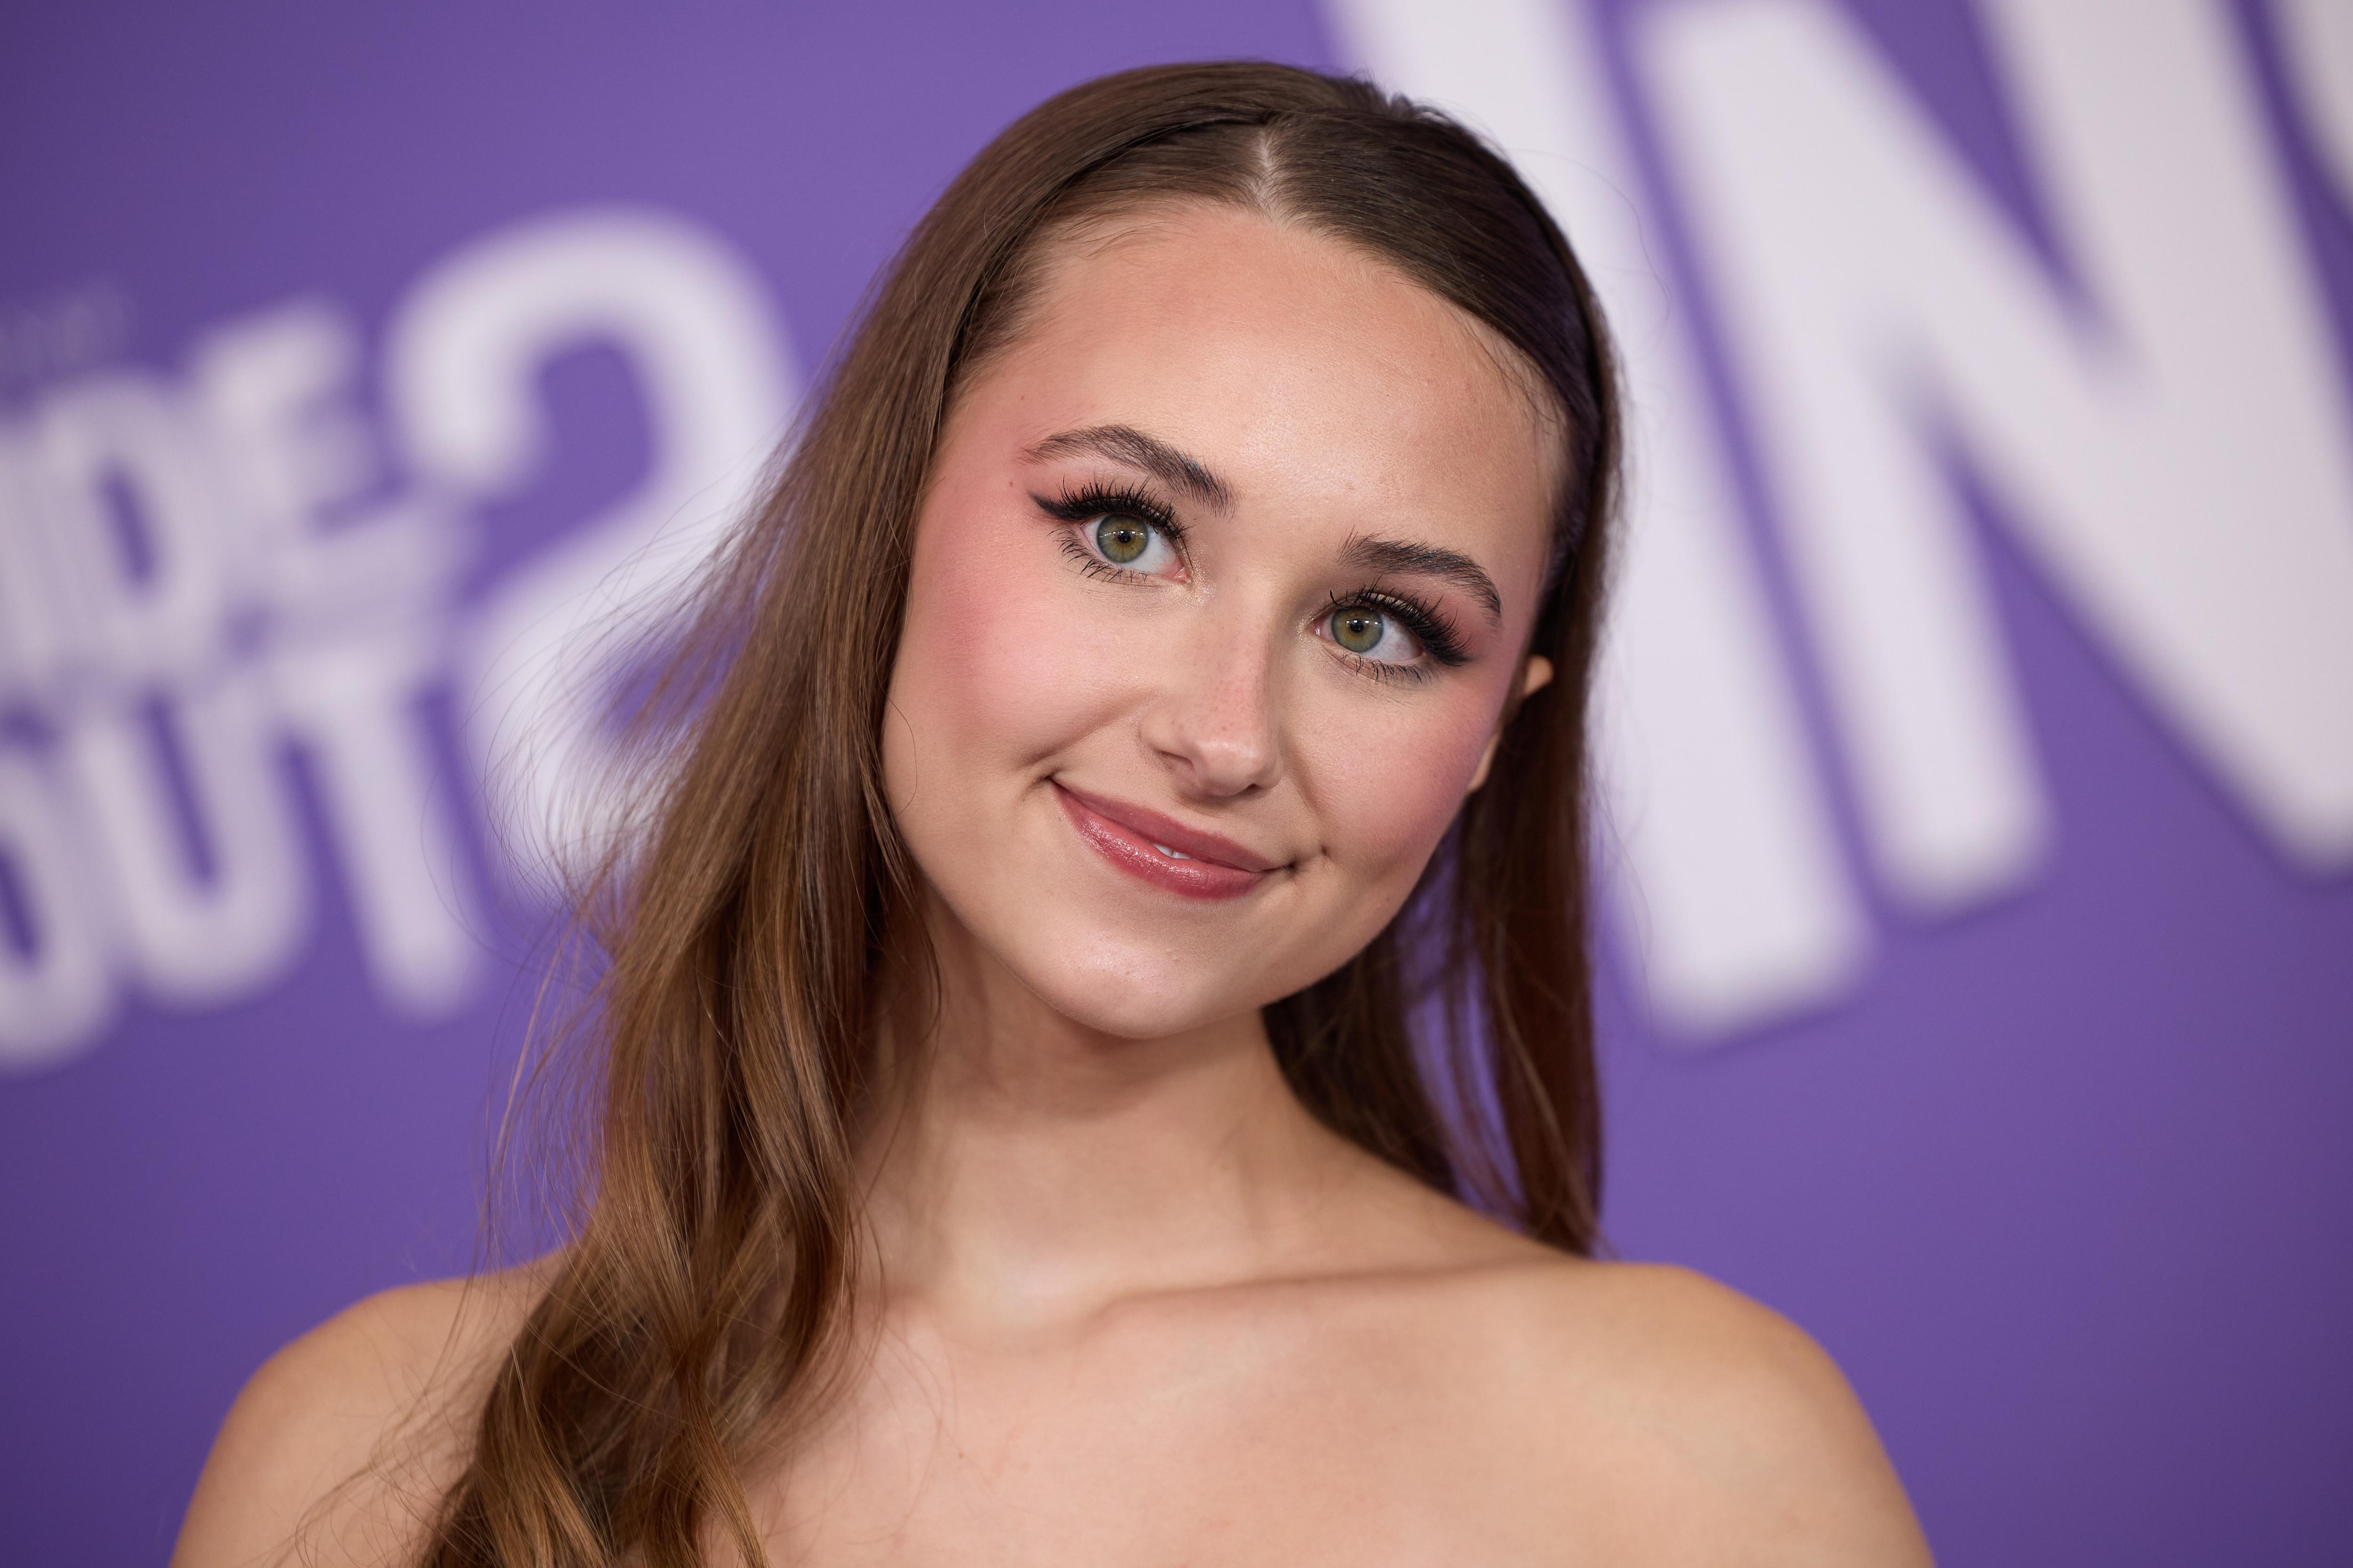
[1344,535,1505,623]
[1026,424,1235,512]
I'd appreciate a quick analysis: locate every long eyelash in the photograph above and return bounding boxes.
[1033,483,1188,582]
[1055,532,1141,583]
[1033,483,1184,540]
[1031,487,1466,675]
[1325,587,1470,671]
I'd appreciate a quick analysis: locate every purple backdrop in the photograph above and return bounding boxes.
[3,3,2350,1564]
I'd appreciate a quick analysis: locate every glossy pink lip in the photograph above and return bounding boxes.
[1052,781,1281,901]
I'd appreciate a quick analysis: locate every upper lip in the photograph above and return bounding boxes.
[1052,782,1286,873]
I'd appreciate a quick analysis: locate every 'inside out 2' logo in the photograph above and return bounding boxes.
[0,210,795,1069]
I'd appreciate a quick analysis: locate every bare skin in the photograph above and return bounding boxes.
[175,207,1931,1566]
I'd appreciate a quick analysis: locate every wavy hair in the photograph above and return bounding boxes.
[421,59,1620,1568]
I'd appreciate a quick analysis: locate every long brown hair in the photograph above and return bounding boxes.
[422,60,1620,1568]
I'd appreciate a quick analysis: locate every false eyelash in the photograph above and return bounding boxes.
[1034,483,1188,582]
[1322,587,1471,670]
[1032,483,1185,541]
[1031,485,1467,674]
[1055,531,1145,583]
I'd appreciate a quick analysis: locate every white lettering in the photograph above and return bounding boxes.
[0,205,796,1070]
[1640,0,2353,891]
[2276,0,2353,223]
[0,752,114,1069]
[271,628,478,1017]
[384,207,796,890]
[0,427,71,699]
[196,301,479,1017]
[32,371,235,690]
[65,670,310,1006]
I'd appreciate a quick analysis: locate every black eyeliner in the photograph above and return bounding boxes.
[1033,482,1189,584]
[1328,587,1470,668]
[1031,483,1184,542]
[1034,485,1468,672]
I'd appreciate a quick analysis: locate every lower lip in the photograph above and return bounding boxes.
[1053,785,1269,902]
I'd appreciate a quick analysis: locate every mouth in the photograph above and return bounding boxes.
[1051,781,1281,902]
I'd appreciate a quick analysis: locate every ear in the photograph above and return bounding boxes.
[1467,656,1554,794]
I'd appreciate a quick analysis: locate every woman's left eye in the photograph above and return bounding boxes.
[1084,512,1178,576]
[1321,602,1425,665]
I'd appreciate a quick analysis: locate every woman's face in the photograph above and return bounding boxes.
[884,204,1560,1040]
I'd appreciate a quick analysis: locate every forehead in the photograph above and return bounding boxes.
[960,205,1561,593]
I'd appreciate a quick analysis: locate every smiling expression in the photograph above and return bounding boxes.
[881,204,1561,1040]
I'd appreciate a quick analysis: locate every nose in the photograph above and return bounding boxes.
[1138,609,1285,799]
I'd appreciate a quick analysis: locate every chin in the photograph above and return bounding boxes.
[1011,929,1277,1043]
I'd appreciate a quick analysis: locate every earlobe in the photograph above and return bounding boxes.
[1466,656,1555,794]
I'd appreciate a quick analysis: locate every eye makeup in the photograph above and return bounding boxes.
[1033,483,1183,540]
[1029,482,1476,680]
[1033,483,1189,582]
[1317,587,1469,680]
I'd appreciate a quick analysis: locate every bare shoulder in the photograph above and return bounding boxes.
[170,1267,545,1568]
[1436,1255,1933,1565]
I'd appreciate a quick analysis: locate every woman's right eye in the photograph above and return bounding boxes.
[1082,512,1179,576]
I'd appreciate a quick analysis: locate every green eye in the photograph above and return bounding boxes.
[1331,605,1386,655]
[1095,515,1151,565]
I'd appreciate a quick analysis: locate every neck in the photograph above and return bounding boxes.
[857,895,1358,1337]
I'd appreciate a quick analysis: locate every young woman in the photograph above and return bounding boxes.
[175,63,1930,1566]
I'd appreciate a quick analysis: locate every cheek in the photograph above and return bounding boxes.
[888,488,1121,786]
[1295,689,1502,886]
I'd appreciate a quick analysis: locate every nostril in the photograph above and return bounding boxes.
[1136,651,1285,795]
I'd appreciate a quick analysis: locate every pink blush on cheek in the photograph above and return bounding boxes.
[897,491,1133,772]
[1296,700,1496,887]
